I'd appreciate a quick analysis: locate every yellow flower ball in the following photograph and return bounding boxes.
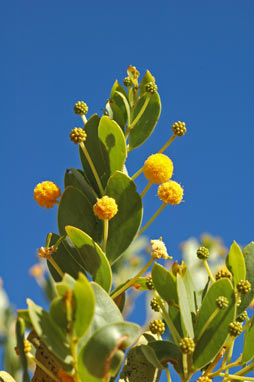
[33,181,61,209]
[143,153,174,184]
[93,196,118,220]
[157,180,183,205]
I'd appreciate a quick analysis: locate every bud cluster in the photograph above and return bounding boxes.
[236,280,251,295]
[149,319,165,335]
[150,297,161,312]
[179,337,195,354]
[146,276,154,290]
[196,247,209,260]
[215,268,232,280]
[216,296,229,309]
[69,127,87,144]
[171,121,186,137]
[74,101,88,115]
[228,321,242,337]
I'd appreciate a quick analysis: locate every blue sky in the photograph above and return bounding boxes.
[1,0,254,379]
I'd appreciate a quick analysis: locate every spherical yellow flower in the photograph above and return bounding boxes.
[157,180,183,205]
[93,196,118,220]
[34,181,61,209]
[143,153,174,184]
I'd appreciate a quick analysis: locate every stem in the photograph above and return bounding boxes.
[166,367,171,382]
[235,363,254,376]
[158,134,177,154]
[79,141,104,195]
[27,353,61,382]
[195,308,219,342]
[65,293,80,382]
[131,166,144,181]
[158,300,181,344]
[242,317,251,331]
[48,257,64,278]
[111,257,154,300]
[81,115,87,124]
[140,181,152,198]
[220,338,233,370]
[137,203,166,237]
[219,374,254,381]
[209,356,241,377]
[205,348,227,376]
[203,260,215,283]
[102,219,109,252]
[127,94,151,130]
[45,232,52,248]
[182,353,188,379]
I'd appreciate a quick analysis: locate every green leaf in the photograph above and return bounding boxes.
[119,343,161,382]
[80,322,139,379]
[168,306,184,339]
[79,114,109,194]
[140,345,164,369]
[64,168,97,204]
[98,116,127,176]
[242,315,254,362]
[193,279,235,369]
[237,241,254,314]
[152,263,178,305]
[58,186,103,242]
[142,340,181,369]
[73,273,95,339]
[182,268,196,313]
[140,70,156,97]
[47,233,87,282]
[106,100,126,132]
[65,226,112,292]
[129,91,161,150]
[177,274,194,338]
[110,81,129,128]
[105,171,143,263]
[55,274,76,296]
[226,241,246,286]
[49,296,68,329]
[27,299,72,366]
[17,310,32,329]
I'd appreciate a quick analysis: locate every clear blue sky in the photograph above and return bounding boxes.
[1,0,253,379]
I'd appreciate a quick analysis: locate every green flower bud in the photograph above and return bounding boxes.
[70,127,87,144]
[236,311,248,323]
[237,280,252,295]
[196,246,209,260]
[179,337,195,354]
[216,296,229,309]
[149,319,165,335]
[150,297,160,312]
[145,81,158,94]
[123,77,132,87]
[74,101,88,115]
[228,321,242,337]
[215,268,232,280]
[146,276,154,290]
[171,121,187,137]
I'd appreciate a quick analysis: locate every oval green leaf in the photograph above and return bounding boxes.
[79,114,109,194]
[129,91,161,151]
[105,171,143,264]
[98,116,127,176]
[237,241,254,314]
[177,274,194,338]
[152,263,178,305]
[80,322,140,379]
[65,226,112,292]
[47,233,87,282]
[226,241,246,286]
[242,315,254,363]
[27,299,72,366]
[58,186,103,242]
[193,279,235,369]
[64,168,97,204]
[73,273,95,339]
[139,70,156,97]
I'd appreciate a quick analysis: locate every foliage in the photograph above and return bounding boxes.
[0,66,254,382]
